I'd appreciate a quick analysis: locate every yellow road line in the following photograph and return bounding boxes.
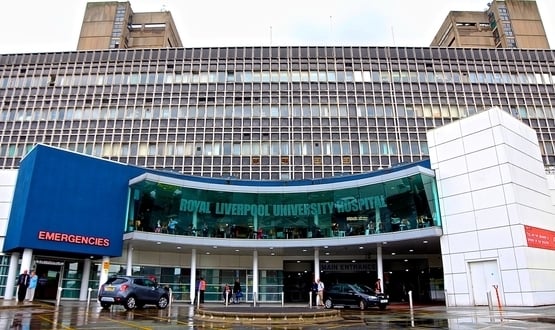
[38,315,74,330]
[99,315,153,330]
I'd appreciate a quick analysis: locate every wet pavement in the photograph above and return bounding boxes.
[0,299,555,329]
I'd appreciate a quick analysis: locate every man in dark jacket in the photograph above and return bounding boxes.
[17,270,30,302]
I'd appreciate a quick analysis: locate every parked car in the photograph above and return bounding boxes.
[324,283,388,310]
[98,275,170,310]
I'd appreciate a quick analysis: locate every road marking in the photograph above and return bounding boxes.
[99,315,153,330]
[38,315,74,330]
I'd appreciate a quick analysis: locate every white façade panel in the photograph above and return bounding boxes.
[430,121,462,145]
[452,272,471,293]
[439,174,471,198]
[0,186,15,203]
[441,192,474,216]
[434,155,469,180]
[449,253,468,274]
[497,248,518,270]
[499,132,542,163]
[500,269,521,293]
[474,206,509,230]
[522,247,555,271]
[511,184,553,212]
[471,185,507,210]
[477,227,514,250]
[462,129,496,155]
[460,110,495,136]
[465,147,502,173]
[505,164,550,194]
[442,212,476,235]
[526,269,555,291]
[448,232,480,254]
[0,170,18,186]
[435,139,466,163]
[0,202,12,219]
[468,167,503,192]
[501,144,544,175]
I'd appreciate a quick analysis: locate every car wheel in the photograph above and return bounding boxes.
[359,300,366,310]
[156,295,169,309]
[124,296,137,310]
[379,304,387,310]
[100,302,111,309]
[324,298,333,309]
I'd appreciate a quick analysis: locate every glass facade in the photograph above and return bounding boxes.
[128,172,440,240]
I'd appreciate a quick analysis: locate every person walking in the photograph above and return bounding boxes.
[25,271,38,302]
[233,278,242,304]
[199,277,206,304]
[311,279,318,306]
[16,270,30,303]
[317,278,325,307]
[375,278,382,293]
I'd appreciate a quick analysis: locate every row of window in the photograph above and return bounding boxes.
[0,140,429,158]
[2,69,555,89]
[3,103,555,121]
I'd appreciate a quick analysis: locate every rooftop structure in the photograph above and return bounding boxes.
[431,0,550,48]
[77,1,182,50]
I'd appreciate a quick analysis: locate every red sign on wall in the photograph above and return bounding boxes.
[524,225,555,250]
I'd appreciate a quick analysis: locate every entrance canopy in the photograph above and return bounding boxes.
[127,161,441,241]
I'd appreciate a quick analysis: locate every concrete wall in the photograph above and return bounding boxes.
[428,107,555,307]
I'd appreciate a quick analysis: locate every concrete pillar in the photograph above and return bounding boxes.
[5,252,20,300]
[20,249,33,274]
[314,248,320,280]
[126,244,133,276]
[190,248,197,303]
[79,258,91,301]
[253,250,259,302]
[377,244,384,292]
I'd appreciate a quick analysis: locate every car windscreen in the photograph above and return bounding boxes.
[106,277,127,285]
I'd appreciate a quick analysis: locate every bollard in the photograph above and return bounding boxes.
[56,287,63,307]
[253,292,257,307]
[168,288,173,308]
[281,291,284,307]
[408,290,413,311]
[225,291,229,306]
[487,290,493,310]
[492,285,503,313]
[87,288,93,309]
[309,291,313,308]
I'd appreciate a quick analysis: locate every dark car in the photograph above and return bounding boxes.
[98,275,170,310]
[324,283,388,310]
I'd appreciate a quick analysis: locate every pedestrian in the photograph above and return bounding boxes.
[199,277,206,304]
[375,278,382,293]
[36,274,48,299]
[16,270,30,302]
[25,270,38,302]
[317,278,325,307]
[233,278,242,304]
[311,279,318,306]
[223,283,231,304]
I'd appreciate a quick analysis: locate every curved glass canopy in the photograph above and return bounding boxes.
[127,164,440,239]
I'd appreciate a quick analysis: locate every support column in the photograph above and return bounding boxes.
[5,252,20,300]
[98,256,110,292]
[79,258,91,301]
[126,244,133,276]
[377,244,384,292]
[20,248,33,274]
[314,248,320,280]
[189,248,197,303]
[252,250,259,302]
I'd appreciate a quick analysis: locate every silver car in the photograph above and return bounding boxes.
[98,276,170,310]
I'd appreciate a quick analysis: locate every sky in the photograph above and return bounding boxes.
[1,0,555,54]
